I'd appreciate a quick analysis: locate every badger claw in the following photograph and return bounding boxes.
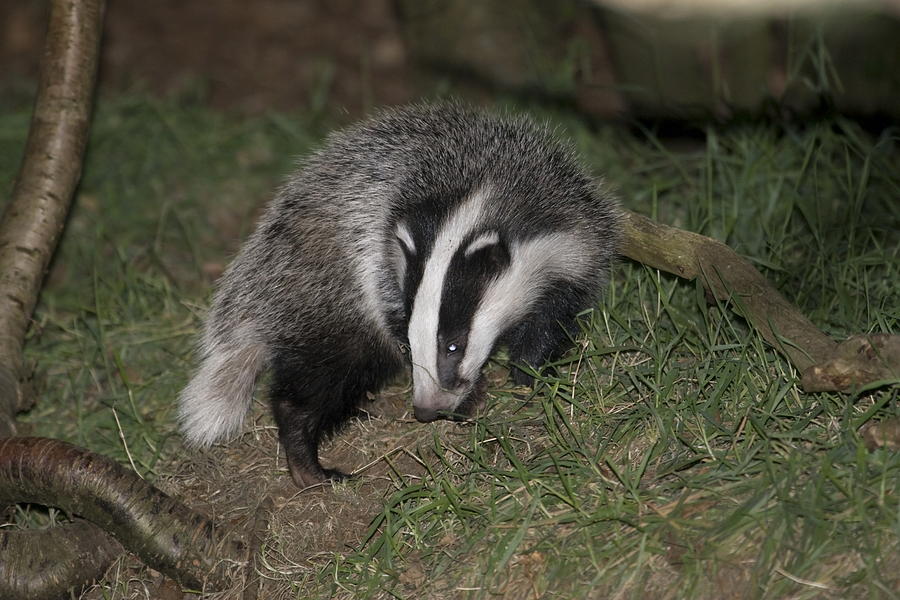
[287,459,350,489]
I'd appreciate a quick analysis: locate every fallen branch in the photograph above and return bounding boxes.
[0,0,104,436]
[0,437,257,597]
[620,209,898,392]
[801,334,900,393]
[0,521,123,600]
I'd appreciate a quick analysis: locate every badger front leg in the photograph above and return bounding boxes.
[270,398,347,488]
[505,293,587,386]
[506,325,569,387]
[269,361,362,488]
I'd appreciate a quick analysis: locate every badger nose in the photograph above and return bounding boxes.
[413,405,440,423]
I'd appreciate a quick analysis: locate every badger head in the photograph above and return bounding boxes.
[393,187,590,423]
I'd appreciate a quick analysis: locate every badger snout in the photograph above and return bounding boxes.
[412,382,468,423]
[413,375,484,423]
[413,405,441,423]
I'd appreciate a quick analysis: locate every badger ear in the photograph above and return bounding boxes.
[464,230,500,257]
[395,222,416,257]
[391,222,416,291]
[464,229,509,270]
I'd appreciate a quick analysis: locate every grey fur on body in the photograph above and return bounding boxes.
[178,102,620,485]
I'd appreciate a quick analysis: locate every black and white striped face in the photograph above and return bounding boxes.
[395,188,592,423]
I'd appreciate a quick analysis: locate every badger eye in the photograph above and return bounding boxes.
[447,343,458,353]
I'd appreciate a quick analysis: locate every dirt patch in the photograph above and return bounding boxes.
[79,382,446,598]
[74,367,516,598]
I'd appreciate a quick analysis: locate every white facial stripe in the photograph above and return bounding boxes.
[396,222,416,255]
[460,232,591,379]
[464,230,500,257]
[408,188,490,408]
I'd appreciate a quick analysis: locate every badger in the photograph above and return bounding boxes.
[178,103,619,488]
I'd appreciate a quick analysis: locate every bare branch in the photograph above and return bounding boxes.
[0,0,105,434]
[619,210,898,392]
[0,437,256,595]
[0,520,123,600]
[801,334,900,393]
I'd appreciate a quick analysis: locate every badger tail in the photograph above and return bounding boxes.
[177,337,267,448]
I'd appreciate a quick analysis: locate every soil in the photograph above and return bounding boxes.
[81,383,452,599]
[78,365,512,598]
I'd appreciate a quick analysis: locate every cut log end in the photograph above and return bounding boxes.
[800,334,900,393]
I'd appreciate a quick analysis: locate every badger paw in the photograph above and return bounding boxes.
[287,459,350,489]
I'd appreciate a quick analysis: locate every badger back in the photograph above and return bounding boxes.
[180,103,617,452]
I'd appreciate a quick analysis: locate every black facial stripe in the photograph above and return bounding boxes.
[387,198,450,341]
[436,231,511,387]
[401,249,424,329]
[440,230,511,333]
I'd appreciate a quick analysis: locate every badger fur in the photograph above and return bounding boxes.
[178,103,620,487]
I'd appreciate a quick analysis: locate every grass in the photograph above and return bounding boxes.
[1,93,897,599]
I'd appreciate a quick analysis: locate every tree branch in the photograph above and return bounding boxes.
[0,437,255,596]
[0,0,105,435]
[0,520,124,600]
[619,209,898,391]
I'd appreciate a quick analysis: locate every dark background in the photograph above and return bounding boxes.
[3,0,898,124]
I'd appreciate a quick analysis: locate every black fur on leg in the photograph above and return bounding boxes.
[269,344,402,488]
[270,389,347,488]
